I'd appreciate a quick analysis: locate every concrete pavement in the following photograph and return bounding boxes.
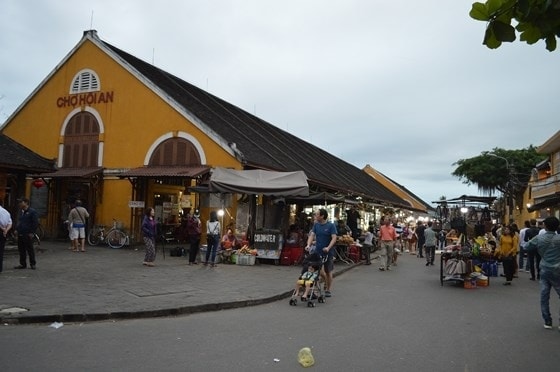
[0,239,357,324]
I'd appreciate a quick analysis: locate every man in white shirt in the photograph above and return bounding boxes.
[0,204,13,273]
[518,220,530,272]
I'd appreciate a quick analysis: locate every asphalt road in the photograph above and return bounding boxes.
[1,253,559,371]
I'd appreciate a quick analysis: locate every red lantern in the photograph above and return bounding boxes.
[32,179,45,189]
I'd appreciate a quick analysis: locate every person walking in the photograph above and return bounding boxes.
[378,218,397,271]
[0,203,13,273]
[518,220,530,273]
[415,221,426,258]
[525,219,542,281]
[68,199,89,252]
[141,207,157,267]
[524,216,560,330]
[204,210,221,267]
[14,197,39,270]
[305,208,337,297]
[408,226,417,255]
[496,225,519,285]
[186,209,201,265]
[424,221,438,266]
[362,226,374,265]
[510,223,520,277]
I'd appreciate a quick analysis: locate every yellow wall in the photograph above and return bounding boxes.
[3,37,240,231]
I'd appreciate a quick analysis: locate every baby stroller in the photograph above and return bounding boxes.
[289,252,326,308]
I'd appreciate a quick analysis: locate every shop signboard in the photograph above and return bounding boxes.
[254,229,283,260]
[128,200,145,208]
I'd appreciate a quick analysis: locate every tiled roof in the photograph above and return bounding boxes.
[101,41,407,206]
[363,164,430,213]
[0,134,55,172]
[121,165,210,177]
[39,167,103,178]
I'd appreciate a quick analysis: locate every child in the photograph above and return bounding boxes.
[296,263,321,301]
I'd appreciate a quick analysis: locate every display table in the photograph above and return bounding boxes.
[334,244,353,264]
[440,250,493,287]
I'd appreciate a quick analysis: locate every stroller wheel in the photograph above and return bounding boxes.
[318,297,325,303]
[289,299,297,306]
[307,301,315,308]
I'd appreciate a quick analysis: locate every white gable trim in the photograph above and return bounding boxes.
[144,131,206,166]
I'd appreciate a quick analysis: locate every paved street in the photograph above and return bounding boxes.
[0,240,355,324]
[2,244,560,371]
[1,239,558,331]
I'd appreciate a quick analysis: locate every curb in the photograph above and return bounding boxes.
[1,260,361,325]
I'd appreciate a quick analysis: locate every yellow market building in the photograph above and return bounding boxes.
[1,30,411,243]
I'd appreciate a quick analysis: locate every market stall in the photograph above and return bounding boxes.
[433,195,496,238]
[440,236,497,288]
[207,167,309,264]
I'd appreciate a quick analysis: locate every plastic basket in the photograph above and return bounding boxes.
[236,254,256,266]
[464,279,477,289]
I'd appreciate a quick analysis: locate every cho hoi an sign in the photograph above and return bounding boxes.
[254,229,283,260]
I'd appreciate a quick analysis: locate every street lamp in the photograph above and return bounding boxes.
[487,153,513,224]
[460,206,468,244]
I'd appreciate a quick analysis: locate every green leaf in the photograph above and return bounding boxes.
[519,23,542,43]
[545,34,557,51]
[483,26,503,48]
[517,0,530,16]
[470,2,490,21]
[492,20,517,41]
[487,0,507,15]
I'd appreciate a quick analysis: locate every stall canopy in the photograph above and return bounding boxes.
[286,191,352,204]
[209,167,309,196]
[434,195,496,205]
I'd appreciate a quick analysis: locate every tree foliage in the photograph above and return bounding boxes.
[470,0,560,51]
[452,146,547,207]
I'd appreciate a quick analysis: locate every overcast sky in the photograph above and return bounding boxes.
[1,1,558,206]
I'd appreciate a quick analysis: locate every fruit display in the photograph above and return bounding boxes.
[336,235,354,245]
[237,245,258,256]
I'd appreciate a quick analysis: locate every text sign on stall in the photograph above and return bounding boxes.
[254,229,283,259]
[128,201,145,208]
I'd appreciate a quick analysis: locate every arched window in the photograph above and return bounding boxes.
[63,112,100,167]
[149,138,201,166]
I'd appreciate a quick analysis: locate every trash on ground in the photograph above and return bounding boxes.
[49,322,64,329]
[298,347,315,367]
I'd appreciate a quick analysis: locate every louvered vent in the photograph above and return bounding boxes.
[70,69,100,94]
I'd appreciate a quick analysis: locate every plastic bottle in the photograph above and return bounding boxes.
[297,347,315,367]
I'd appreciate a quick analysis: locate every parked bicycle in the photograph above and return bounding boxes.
[87,219,129,248]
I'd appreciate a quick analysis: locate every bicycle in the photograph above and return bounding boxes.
[87,219,129,248]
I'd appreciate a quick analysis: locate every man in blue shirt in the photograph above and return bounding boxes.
[525,216,560,330]
[305,208,337,297]
[14,197,39,270]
